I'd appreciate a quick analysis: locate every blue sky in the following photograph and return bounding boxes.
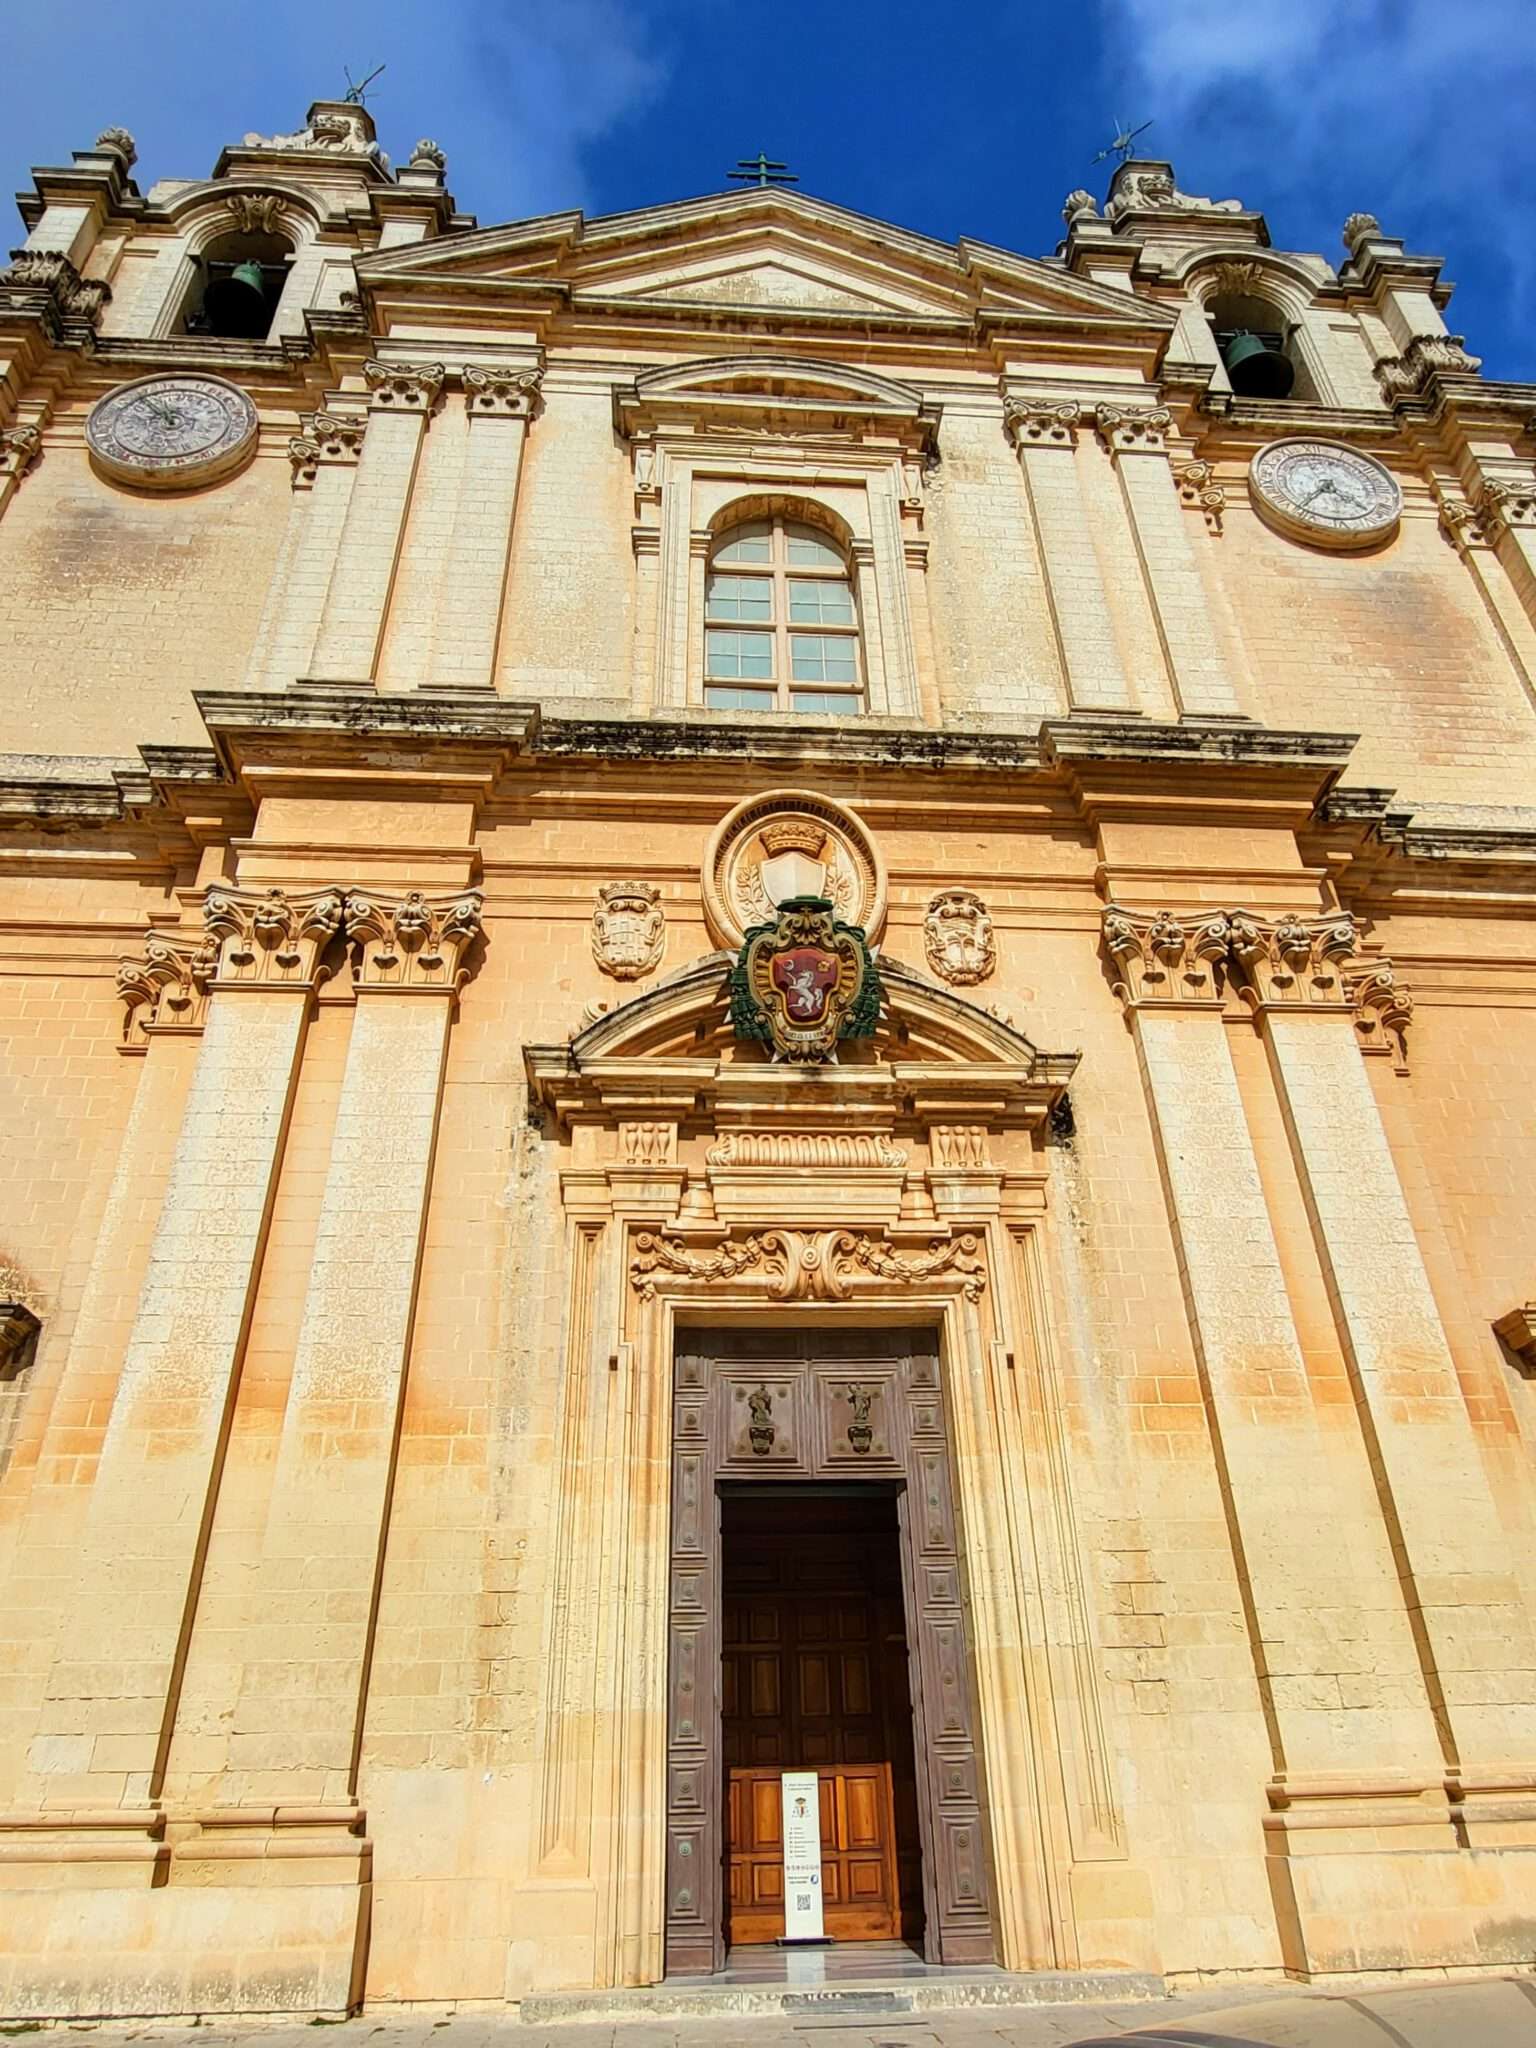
[8,0,1533,377]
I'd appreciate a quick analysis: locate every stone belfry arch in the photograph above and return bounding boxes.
[523,950,1134,1987]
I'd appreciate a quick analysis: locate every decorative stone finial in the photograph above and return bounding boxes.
[408,138,447,175]
[1342,211,1382,254]
[1062,188,1098,227]
[243,101,382,162]
[1105,161,1243,225]
[94,127,137,169]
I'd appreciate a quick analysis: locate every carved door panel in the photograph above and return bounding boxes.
[666,1348,724,1975]
[665,1330,998,1974]
[898,1335,995,1962]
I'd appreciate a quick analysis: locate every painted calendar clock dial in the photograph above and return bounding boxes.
[86,374,258,490]
[1249,438,1401,549]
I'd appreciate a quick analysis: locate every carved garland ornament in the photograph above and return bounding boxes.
[631,1228,986,1303]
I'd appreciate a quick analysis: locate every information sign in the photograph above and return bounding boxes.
[780,1770,825,1942]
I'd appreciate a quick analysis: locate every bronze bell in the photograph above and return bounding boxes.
[1221,329,1295,399]
[203,260,270,338]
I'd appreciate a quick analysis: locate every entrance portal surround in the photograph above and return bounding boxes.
[523,953,1131,1991]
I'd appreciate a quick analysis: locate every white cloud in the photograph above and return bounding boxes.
[4,0,674,228]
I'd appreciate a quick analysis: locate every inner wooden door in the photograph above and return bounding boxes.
[720,1487,923,1946]
[727,1764,899,1943]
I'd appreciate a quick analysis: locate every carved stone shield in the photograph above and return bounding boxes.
[730,897,881,1063]
[592,880,665,980]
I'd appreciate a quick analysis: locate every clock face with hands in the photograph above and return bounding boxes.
[1249,438,1401,548]
[86,375,258,490]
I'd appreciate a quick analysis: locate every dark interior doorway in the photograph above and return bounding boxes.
[720,1484,925,1949]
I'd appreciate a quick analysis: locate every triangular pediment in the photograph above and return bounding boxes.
[357,189,1174,337]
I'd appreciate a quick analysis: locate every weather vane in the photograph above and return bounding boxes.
[342,62,386,106]
[1092,117,1153,167]
[728,151,798,190]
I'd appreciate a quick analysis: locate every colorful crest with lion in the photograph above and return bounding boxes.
[729,896,882,1063]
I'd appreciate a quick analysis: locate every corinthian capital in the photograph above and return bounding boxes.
[117,930,219,1048]
[363,359,447,411]
[1227,910,1357,1009]
[1095,403,1172,456]
[1,424,41,482]
[1477,475,1536,533]
[1101,906,1231,1008]
[202,885,345,988]
[1003,396,1081,449]
[463,365,544,417]
[1347,962,1413,1071]
[345,889,484,992]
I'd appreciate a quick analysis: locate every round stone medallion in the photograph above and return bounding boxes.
[702,788,887,950]
[86,374,259,491]
[1248,438,1402,549]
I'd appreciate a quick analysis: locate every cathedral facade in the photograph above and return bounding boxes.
[2,102,1536,2017]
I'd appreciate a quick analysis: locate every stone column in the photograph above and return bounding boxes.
[225,889,482,1804]
[1005,399,1135,713]
[243,414,367,690]
[1095,405,1244,718]
[848,537,891,712]
[33,887,343,1805]
[1231,911,1536,1771]
[1477,476,1536,650]
[307,360,446,686]
[424,367,542,691]
[1102,907,1442,1778]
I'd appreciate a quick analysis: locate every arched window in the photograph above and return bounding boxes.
[180,227,293,340]
[705,514,863,715]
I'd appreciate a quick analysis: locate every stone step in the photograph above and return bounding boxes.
[517,1970,1167,2025]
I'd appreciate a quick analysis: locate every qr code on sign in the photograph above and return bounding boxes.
[796,1894,812,1911]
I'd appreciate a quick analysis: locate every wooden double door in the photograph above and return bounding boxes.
[721,1491,921,1944]
[666,1329,996,1975]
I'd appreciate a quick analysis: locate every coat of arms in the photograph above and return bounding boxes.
[592,879,665,980]
[729,896,881,1063]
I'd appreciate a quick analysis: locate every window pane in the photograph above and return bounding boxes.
[706,684,776,711]
[788,577,854,626]
[707,628,774,679]
[790,633,858,683]
[785,523,842,567]
[791,689,861,715]
[713,521,772,564]
[707,572,773,623]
